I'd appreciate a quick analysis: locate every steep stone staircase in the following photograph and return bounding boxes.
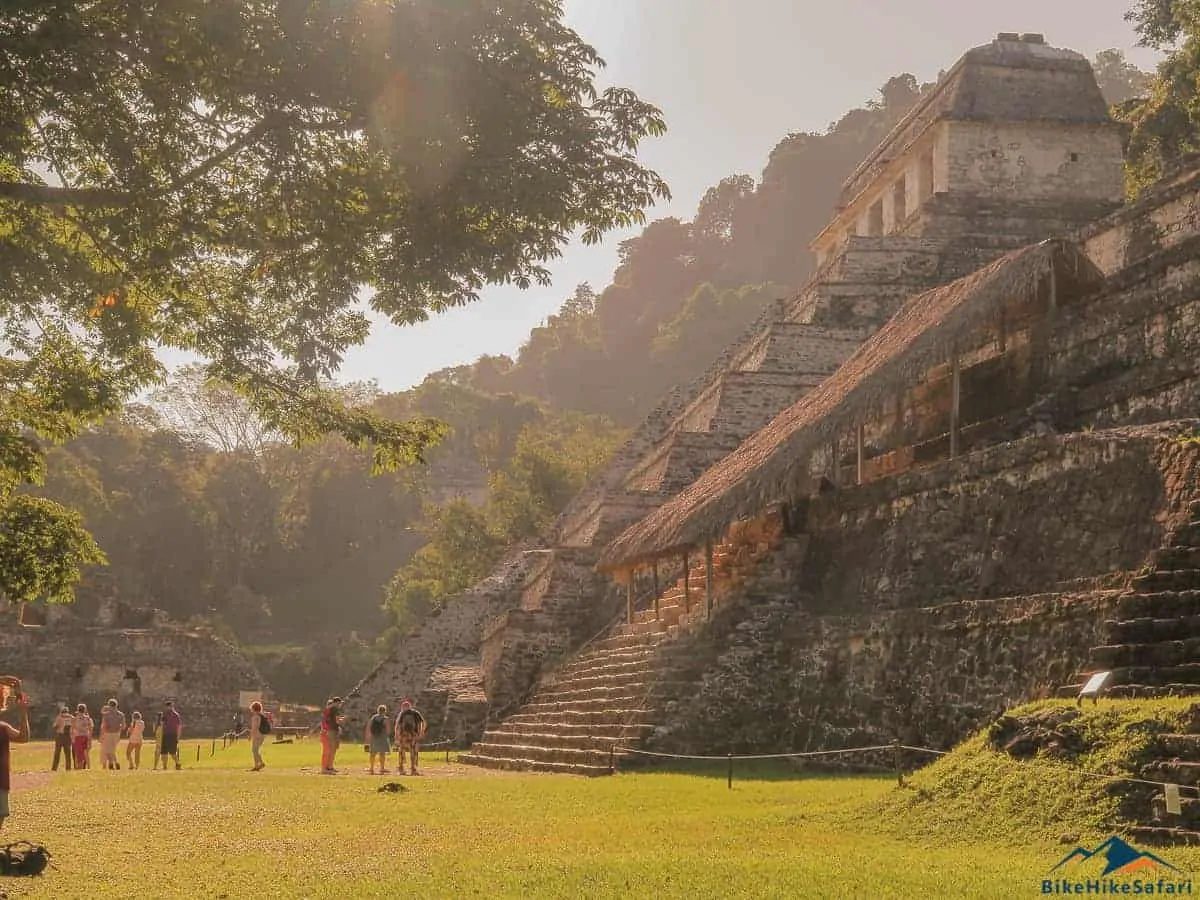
[1084,500,1200,698]
[460,537,782,773]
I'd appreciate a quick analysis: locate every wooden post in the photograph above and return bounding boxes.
[195,744,200,762]
[625,574,634,624]
[652,562,660,621]
[727,751,734,790]
[682,552,691,613]
[704,539,714,618]
[949,351,961,460]
[893,738,904,787]
[856,423,865,486]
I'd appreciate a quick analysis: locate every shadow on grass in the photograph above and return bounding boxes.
[616,757,900,784]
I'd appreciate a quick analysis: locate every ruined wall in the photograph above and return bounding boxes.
[946,121,1124,203]
[801,428,1197,612]
[654,589,1119,754]
[647,427,1200,754]
[0,622,266,736]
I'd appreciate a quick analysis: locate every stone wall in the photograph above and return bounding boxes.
[946,121,1124,203]
[0,620,266,736]
[646,427,1200,755]
[801,427,1198,613]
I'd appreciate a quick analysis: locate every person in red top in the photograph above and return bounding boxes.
[320,697,344,774]
[0,676,32,831]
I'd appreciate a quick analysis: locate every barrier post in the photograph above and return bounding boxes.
[892,739,903,787]
[445,747,450,764]
[727,752,733,790]
[211,739,215,756]
[195,744,201,762]
[609,745,616,775]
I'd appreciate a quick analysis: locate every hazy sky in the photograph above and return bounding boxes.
[334,0,1161,392]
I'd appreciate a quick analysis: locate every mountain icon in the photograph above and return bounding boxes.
[1050,836,1181,876]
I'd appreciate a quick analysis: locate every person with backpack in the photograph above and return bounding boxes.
[393,698,426,776]
[364,705,390,775]
[248,700,269,771]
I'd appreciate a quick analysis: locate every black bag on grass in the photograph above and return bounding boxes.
[0,841,51,876]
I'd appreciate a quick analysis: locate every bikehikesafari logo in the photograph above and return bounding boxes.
[1042,836,1193,894]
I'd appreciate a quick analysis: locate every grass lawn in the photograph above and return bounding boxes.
[1,706,1198,899]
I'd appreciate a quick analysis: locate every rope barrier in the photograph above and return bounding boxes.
[614,743,903,761]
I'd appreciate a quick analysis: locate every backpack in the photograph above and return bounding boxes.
[398,709,420,735]
[369,714,385,736]
[258,713,271,735]
[0,841,51,877]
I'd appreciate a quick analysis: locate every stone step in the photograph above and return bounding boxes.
[1150,794,1200,828]
[1112,664,1200,687]
[479,729,626,752]
[504,709,657,727]
[1117,590,1200,620]
[1169,523,1200,547]
[1124,825,1200,847]
[542,663,663,690]
[503,721,655,741]
[614,620,671,637]
[550,653,667,682]
[1130,570,1200,593]
[459,752,613,776]
[1104,684,1200,699]
[1091,639,1200,668]
[520,690,674,715]
[1143,761,1200,786]
[1155,546,1200,571]
[1107,616,1200,644]
[533,681,678,704]
[465,742,616,769]
[1157,734,1200,761]
[588,631,671,653]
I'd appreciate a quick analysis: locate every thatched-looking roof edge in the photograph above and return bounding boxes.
[597,239,1104,572]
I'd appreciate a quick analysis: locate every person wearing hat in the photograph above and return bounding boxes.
[393,698,426,776]
[319,697,344,774]
[50,705,74,771]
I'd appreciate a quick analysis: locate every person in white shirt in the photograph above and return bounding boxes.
[124,712,145,770]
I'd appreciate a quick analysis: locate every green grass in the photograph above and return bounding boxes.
[3,702,1200,898]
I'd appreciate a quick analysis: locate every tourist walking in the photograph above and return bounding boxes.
[0,678,31,830]
[71,703,93,769]
[320,696,344,774]
[365,705,390,775]
[99,699,126,770]
[151,712,164,771]
[394,699,426,776]
[160,701,183,770]
[125,712,145,769]
[50,705,73,771]
[248,701,267,772]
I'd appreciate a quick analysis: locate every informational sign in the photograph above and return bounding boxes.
[1077,671,1112,705]
[1165,783,1183,816]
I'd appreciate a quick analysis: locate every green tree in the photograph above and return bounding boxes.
[1,0,668,603]
[1121,2,1200,190]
